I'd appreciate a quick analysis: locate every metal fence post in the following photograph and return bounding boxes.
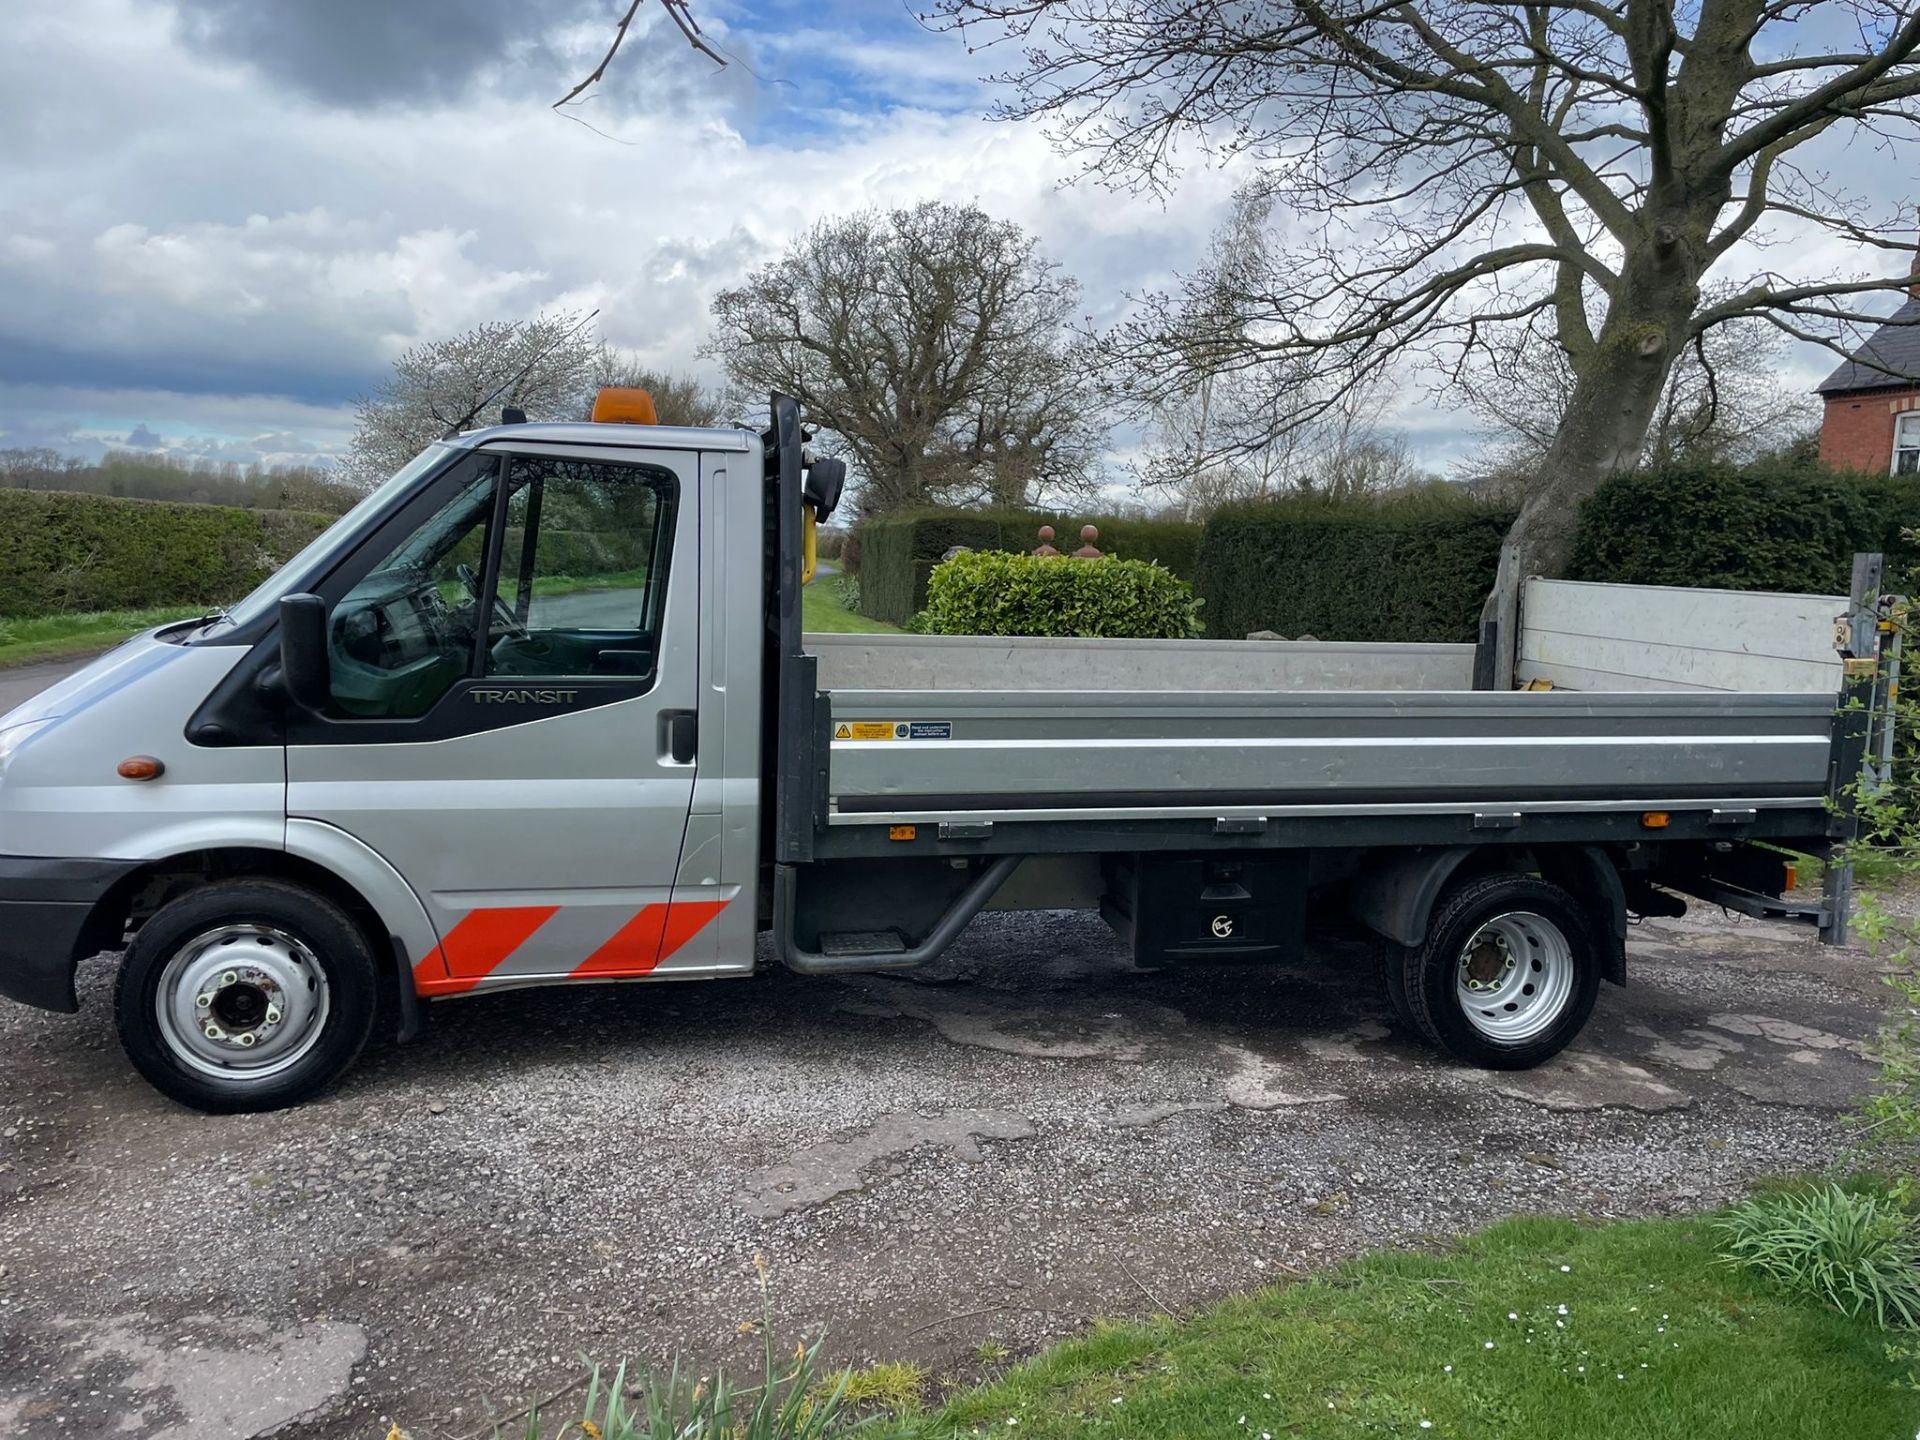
[1821,551,1890,946]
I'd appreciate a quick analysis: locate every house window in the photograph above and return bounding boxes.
[1896,412,1920,475]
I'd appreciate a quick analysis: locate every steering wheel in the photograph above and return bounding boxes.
[457,562,529,641]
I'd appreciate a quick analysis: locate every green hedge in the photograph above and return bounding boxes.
[1195,492,1516,642]
[1567,461,1894,593]
[1571,463,1920,592]
[840,465,1920,648]
[920,550,1203,638]
[858,507,1202,625]
[0,489,332,618]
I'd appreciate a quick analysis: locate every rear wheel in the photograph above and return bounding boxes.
[1370,935,1422,1036]
[1396,872,1601,1070]
[114,880,378,1113]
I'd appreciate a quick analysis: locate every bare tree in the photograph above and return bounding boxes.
[341,311,601,490]
[1133,185,1310,516]
[1136,197,1430,515]
[1138,368,1431,512]
[0,448,72,492]
[1456,300,1818,477]
[932,0,1920,624]
[706,201,1104,513]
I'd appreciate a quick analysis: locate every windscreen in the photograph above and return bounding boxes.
[213,444,458,632]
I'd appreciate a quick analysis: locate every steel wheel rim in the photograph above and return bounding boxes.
[1454,910,1574,1043]
[154,924,330,1082]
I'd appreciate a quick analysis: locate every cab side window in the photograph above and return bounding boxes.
[326,471,496,719]
[485,456,675,682]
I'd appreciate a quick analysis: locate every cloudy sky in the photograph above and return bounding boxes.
[0,0,1265,473]
[0,0,1908,478]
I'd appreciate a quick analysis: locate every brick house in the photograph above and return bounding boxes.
[1817,293,1920,474]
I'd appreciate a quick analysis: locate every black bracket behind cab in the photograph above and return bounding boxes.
[764,393,830,865]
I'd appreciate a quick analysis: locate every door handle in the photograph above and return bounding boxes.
[662,710,697,764]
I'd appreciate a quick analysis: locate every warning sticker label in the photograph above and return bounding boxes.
[833,720,953,741]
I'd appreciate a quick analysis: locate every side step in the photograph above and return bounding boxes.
[775,856,1023,976]
[819,929,908,959]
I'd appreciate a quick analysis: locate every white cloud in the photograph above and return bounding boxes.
[0,0,1910,479]
[0,0,1252,475]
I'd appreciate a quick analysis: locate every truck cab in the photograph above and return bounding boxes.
[0,392,819,1109]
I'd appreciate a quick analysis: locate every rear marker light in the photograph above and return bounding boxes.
[117,756,164,781]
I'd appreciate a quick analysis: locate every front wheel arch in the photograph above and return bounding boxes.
[113,877,381,1112]
[76,848,415,1039]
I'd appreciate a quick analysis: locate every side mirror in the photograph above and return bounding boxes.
[278,594,331,713]
[802,456,846,521]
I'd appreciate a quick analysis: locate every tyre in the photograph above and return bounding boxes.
[1369,934,1423,1037]
[114,879,379,1113]
[1398,872,1601,1070]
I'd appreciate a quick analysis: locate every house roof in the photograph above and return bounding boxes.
[1817,294,1920,394]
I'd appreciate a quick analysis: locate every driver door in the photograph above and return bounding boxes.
[285,442,716,994]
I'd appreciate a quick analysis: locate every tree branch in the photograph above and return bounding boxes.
[555,0,724,109]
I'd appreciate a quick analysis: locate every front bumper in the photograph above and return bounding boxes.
[0,857,140,1012]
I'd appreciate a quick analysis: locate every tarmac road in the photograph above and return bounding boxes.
[0,659,83,717]
[0,655,1892,1439]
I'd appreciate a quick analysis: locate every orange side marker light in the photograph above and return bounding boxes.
[1641,811,1669,829]
[888,825,917,842]
[117,756,164,781]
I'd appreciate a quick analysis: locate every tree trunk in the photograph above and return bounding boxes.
[1483,221,1705,685]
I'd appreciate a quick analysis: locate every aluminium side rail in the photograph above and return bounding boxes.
[821,689,1832,819]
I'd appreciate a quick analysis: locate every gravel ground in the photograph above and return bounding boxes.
[0,898,1890,1439]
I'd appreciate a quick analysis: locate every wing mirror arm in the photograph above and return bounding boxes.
[277,594,331,713]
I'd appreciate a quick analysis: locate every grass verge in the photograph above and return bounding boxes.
[472,1212,1918,1438]
[803,583,898,634]
[927,1213,1920,1439]
[0,606,206,669]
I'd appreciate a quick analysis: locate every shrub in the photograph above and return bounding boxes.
[919,549,1202,638]
[0,489,330,618]
[857,506,1201,624]
[1715,1183,1920,1329]
[1568,460,1882,594]
[1194,490,1514,642]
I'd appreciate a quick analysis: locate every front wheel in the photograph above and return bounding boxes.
[1389,872,1601,1070]
[114,879,379,1112]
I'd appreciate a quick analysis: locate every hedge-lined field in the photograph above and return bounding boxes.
[1191,461,1920,643]
[0,489,331,618]
[15,460,1918,649]
[857,507,1201,625]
